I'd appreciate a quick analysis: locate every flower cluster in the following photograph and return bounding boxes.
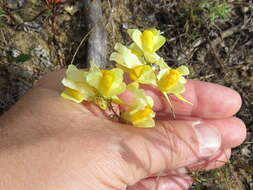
[61,29,191,128]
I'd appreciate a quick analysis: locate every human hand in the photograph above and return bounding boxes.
[0,70,246,190]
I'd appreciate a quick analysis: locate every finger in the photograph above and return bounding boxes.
[131,80,242,119]
[127,175,192,190]
[152,149,231,177]
[119,119,246,183]
[205,118,246,148]
[119,120,221,182]
[189,149,231,171]
[38,71,241,120]
[155,117,246,149]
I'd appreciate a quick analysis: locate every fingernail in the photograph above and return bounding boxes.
[192,121,221,157]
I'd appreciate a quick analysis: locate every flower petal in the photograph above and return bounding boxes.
[110,43,143,69]
[62,78,96,101]
[153,35,166,52]
[127,82,139,91]
[128,43,143,57]
[179,76,186,84]
[166,83,185,94]
[99,68,126,97]
[157,68,170,80]
[66,64,87,82]
[86,70,102,90]
[61,88,86,103]
[176,65,190,75]
[122,106,155,128]
[137,67,157,86]
[155,57,169,70]
[90,61,101,72]
[127,29,143,50]
[133,116,155,128]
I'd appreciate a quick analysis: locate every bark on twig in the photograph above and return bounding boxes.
[83,0,107,69]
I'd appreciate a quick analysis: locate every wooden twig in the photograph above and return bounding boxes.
[211,23,243,47]
[208,37,225,69]
[0,29,7,45]
[227,2,253,7]
[83,0,107,69]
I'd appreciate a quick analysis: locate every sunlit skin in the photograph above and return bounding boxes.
[0,70,245,189]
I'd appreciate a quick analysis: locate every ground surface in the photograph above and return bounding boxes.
[0,0,252,189]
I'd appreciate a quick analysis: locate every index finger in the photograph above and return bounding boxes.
[141,80,242,119]
[37,70,242,119]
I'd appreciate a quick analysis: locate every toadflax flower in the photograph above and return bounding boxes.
[61,63,126,110]
[127,29,167,68]
[85,62,126,109]
[61,27,192,128]
[157,65,192,104]
[121,83,155,128]
[110,43,157,85]
[61,64,96,103]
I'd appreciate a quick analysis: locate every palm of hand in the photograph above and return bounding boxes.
[0,70,245,190]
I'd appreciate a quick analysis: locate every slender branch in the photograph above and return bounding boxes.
[83,0,107,69]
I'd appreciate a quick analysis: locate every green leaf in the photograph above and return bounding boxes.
[0,10,6,25]
[16,53,32,62]
[0,10,6,15]
[6,53,32,63]
[45,10,53,15]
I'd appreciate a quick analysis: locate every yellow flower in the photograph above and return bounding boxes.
[61,63,126,110]
[127,29,166,64]
[110,43,144,69]
[128,43,169,70]
[157,65,192,104]
[61,65,96,103]
[61,88,86,103]
[86,62,126,103]
[110,43,157,85]
[122,83,155,128]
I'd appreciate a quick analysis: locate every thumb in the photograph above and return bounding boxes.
[119,120,221,185]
